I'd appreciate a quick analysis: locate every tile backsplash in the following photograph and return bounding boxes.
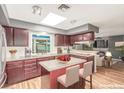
[6,47,26,58]
[6,46,72,58]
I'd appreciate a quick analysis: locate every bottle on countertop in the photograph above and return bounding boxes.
[57,47,62,54]
[67,46,70,53]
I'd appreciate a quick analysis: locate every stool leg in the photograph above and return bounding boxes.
[57,82,60,89]
[82,78,85,89]
[90,75,92,89]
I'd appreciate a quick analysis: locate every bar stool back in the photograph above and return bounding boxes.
[79,61,93,89]
[57,65,80,88]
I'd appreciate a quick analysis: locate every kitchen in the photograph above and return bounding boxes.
[0,4,124,89]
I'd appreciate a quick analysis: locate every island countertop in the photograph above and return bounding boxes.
[39,57,87,72]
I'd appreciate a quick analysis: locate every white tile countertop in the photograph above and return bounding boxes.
[6,53,69,62]
[6,52,94,62]
[39,57,87,72]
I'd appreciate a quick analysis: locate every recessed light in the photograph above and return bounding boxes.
[32,5,42,16]
[41,12,66,26]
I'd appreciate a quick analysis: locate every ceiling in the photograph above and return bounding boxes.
[5,4,124,31]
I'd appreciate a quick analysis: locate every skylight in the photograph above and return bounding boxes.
[41,12,66,26]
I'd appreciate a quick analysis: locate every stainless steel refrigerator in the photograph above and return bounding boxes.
[0,25,7,88]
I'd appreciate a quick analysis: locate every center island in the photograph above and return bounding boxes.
[39,57,87,89]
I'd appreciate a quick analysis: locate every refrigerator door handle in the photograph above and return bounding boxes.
[0,73,7,88]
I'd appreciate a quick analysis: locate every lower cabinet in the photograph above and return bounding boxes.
[24,59,38,80]
[6,61,24,84]
[6,56,55,84]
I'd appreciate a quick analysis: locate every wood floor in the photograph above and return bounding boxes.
[3,61,124,89]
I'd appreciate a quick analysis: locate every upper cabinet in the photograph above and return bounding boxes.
[55,34,70,46]
[70,35,76,45]
[82,32,94,41]
[75,34,83,42]
[55,34,64,46]
[64,35,70,46]
[3,26,29,47]
[14,28,28,46]
[55,32,94,46]
[3,26,14,46]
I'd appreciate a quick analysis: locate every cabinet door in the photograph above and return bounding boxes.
[6,61,24,84]
[70,35,76,45]
[24,59,38,79]
[55,34,64,46]
[14,28,29,46]
[75,34,83,41]
[3,26,14,46]
[83,32,94,41]
[64,35,70,46]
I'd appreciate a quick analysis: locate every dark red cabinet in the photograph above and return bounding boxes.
[24,59,38,79]
[70,32,94,45]
[6,56,56,84]
[14,28,28,46]
[75,34,83,42]
[70,35,76,45]
[3,26,29,47]
[6,61,24,84]
[55,34,64,46]
[82,32,94,41]
[3,26,14,46]
[64,35,70,46]
[55,34,70,46]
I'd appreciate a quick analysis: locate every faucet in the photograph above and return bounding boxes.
[25,48,31,57]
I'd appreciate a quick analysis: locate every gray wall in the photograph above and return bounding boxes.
[108,35,124,59]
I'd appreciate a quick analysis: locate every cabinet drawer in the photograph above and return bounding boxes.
[24,66,37,72]
[24,69,37,74]
[24,70,38,79]
[24,63,37,67]
[24,73,38,79]
[37,56,55,62]
[6,61,23,69]
[24,59,36,64]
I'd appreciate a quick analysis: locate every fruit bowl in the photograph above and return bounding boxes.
[57,59,69,64]
[56,55,71,64]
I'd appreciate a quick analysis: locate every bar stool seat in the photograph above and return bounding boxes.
[57,65,80,88]
[57,75,66,87]
[79,68,84,78]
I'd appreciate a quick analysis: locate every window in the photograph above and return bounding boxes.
[32,34,50,53]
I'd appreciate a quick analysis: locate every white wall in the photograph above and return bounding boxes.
[95,27,124,37]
